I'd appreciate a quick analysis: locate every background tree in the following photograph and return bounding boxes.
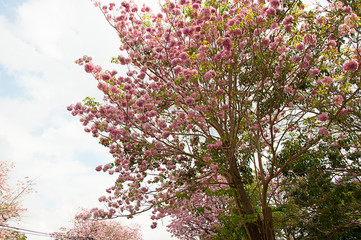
[271,141,361,239]
[70,0,361,239]
[52,209,143,240]
[0,160,33,240]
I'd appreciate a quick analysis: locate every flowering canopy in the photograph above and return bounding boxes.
[70,0,361,239]
[53,209,142,240]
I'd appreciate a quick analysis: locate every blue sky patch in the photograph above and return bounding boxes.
[0,64,27,98]
[0,0,27,21]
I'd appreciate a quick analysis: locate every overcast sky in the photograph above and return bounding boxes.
[0,0,176,239]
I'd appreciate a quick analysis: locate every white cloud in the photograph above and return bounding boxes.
[0,0,175,239]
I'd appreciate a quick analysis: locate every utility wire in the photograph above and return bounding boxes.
[0,224,52,237]
[0,224,94,239]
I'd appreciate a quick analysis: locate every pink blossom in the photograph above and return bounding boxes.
[102,72,111,81]
[204,70,216,80]
[333,95,344,105]
[285,25,292,32]
[214,141,223,148]
[321,77,333,85]
[269,42,277,51]
[239,41,246,49]
[296,44,304,51]
[150,222,158,229]
[298,96,305,102]
[261,38,270,49]
[216,89,224,95]
[318,127,328,136]
[157,120,167,129]
[270,0,280,8]
[144,149,154,157]
[94,65,102,73]
[343,60,358,72]
[182,27,191,35]
[136,97,146,107]
[283,86,292,94]
[84,62,95,73]
[179,52,189,60]
[162,131,171,138]
[254,28,263,36]
[303,34,317,45]
[103,164,110,171]
[277,45,286,54]
[343,6,351,13]
[201,7,211,18]
[214,52,223,60]
[338,24,349,34]
[221,38,233,51]
[329,40,337,49]
[227,19,236,26]
[174,65,183,75]
[309,68,320,78]
[256,16,266,24]
[185,97,195,105]
[301,61,309,69]
[192,3,200,10]
[266,8,276,16]
[316,17,325,25]
[345,13,358,26]
[207,143,215,150]
[317,112,329,122]
[95,165,102,171]
[283,15,294,25]
[293,56,301,63]
[97,82,107,91]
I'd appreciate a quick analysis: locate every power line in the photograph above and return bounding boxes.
[0,224,95,239]
[0,224,53,238]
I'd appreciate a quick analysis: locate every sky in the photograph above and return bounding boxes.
[0,0,176,239]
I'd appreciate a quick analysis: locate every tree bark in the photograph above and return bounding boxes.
[262,206,275,240]
[227,168,275,240]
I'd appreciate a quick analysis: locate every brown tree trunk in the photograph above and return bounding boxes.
[262,206,275,240]
[244,208,275,240]
[227,168,275,240]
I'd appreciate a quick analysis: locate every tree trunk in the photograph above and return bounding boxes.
[244,207,275,240]
[262,206,275,240]
[227,169,275,240]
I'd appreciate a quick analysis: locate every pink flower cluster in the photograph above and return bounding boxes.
[343,60,358,72]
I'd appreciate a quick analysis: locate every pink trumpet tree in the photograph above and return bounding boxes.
[52,209,142,240]
[70,0,361,239]
[0,160,34,239]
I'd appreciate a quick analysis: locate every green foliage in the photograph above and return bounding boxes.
[274,138,361,239]
[82,97,100,110]
[211,211,249,240]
